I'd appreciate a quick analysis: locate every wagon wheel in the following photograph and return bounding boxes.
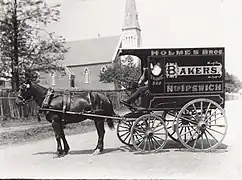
[162,110,180,142]
[131,114,168,152]
[176,98,227,151]
[117,120,134,146]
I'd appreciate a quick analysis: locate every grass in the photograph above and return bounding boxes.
[0,116,97,146]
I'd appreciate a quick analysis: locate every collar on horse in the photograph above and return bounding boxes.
[41,88,55,108]
[40,88,72,114]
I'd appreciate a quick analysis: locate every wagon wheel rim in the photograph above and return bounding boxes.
[131,114,168,152]
[117,120,133,146]
[176,98,227,151]
[162,110,180,143]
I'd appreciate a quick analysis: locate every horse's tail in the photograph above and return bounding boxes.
[106,118,114,129]
[106,98,117,130]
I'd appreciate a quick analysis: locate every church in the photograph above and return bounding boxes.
[39,0,142,90]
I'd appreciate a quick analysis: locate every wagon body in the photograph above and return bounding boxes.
[117,47,227,152]
[118,47,225,110]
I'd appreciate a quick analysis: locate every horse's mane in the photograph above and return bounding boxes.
[31,82,48,95]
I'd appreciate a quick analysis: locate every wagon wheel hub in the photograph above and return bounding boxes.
[197,121,207,132]
[145,130,154,138]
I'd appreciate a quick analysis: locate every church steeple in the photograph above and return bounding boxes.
[122,0,141,31]
[122,0,141,48]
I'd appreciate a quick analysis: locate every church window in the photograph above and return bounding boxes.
[84,67,89,84]
[0,80,4,86]
[70,74,75,88]
[50,71,56,85]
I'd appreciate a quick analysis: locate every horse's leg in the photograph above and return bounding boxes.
[93,119,105,155]
[60,123,70,155]
[52,121,63,157]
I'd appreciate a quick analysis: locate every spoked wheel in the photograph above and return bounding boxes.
[131,114,168,152]
[176,98,227,151]
[162,110,180,142]
[117,120,134,146]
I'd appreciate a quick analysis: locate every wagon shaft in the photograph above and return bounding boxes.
[39,108,124,121]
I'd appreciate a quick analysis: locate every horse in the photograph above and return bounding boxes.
[16,81,116,157]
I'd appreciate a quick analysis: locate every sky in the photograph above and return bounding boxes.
[46,0,242,80]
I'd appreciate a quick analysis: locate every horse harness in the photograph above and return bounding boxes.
[40,88,94,122]
[41,88,72,122]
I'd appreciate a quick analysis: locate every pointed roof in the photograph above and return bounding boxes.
[122,0,141,31]
[62,35,121,67]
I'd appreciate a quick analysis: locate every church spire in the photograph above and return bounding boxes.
[122,0,141,31]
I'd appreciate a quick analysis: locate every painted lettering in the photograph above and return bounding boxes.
[176,50,184,55]
[188,67,195,74]
[215,84,222,91]
[180,68,186,75]
[196,67,202,74]
[185,50,191,55]
[211,67,217,73]
[192,85,198,92]
[193,50,199,55]
[203,67,210,74]
[160,50,167,55]
[151,50,159,56]
[167,85,173,92]
[202,49,208,55]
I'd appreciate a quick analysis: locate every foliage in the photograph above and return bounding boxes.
[225,71,242,93]
[0,0,69,91]
[99,56,141,89]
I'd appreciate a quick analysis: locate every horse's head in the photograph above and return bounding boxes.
[16,82,34,105]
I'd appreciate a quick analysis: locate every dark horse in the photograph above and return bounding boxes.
[16,81,116,157]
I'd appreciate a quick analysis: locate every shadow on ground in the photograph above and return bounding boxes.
[33,147,129,156]
[33,140,228,156]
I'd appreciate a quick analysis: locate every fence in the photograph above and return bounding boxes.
[0,89,129,119]
[0,89,39,119]
[1,89,240,119]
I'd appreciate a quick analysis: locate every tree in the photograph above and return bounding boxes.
[225,71,242,92]
[99,56,141,89]
[0,0,69,91]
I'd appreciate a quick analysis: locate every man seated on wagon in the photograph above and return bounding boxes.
[121,66,149,107]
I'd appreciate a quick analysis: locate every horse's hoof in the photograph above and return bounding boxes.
[62,151,69,156]
[53,154,63,158]
[53,151,63,158]
[92,149,102,155]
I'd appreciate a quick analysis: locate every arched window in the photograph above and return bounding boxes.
[50,71,55,85]
[70,74,75,88]
[84,67,89,84]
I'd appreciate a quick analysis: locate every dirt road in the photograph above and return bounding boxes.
[0,100,242,179]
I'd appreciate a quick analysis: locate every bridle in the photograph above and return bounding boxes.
[17,83,33,104]
[17,95,33,104]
